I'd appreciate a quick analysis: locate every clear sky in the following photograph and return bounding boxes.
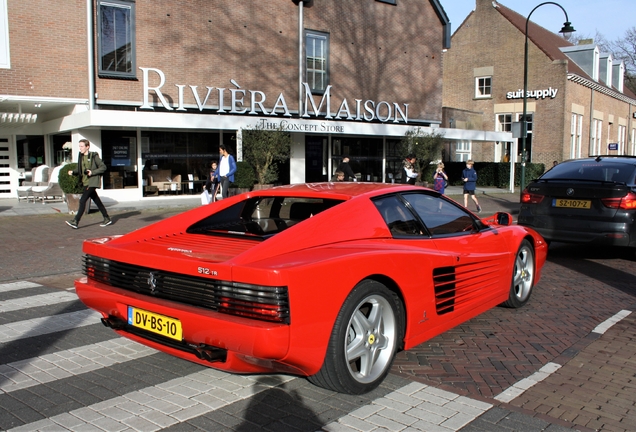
[441,0,635,42]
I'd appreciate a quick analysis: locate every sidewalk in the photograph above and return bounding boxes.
[0,185,519,217]
[0,194,201,217]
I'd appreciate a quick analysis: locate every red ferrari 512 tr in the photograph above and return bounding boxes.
[75,183,547,394]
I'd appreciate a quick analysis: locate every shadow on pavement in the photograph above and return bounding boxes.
[234,376,322,431]
[548,243,636,299]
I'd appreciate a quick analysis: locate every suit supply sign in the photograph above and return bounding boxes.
[507,87,558,100]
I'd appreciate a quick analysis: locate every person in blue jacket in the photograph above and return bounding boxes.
[215,144,237,200]
[462,160,481,213]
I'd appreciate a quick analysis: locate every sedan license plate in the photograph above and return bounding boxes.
[127,306,183,341]
[552,198,591,209]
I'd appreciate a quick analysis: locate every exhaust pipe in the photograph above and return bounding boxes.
[190,343,227,363]
[101,316,126,330]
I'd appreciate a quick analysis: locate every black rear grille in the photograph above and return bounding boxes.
[83,255,290,324]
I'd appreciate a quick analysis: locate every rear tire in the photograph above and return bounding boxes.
[502,239,535,308]
[308,280,404,394]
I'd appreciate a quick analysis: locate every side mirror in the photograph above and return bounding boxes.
[495,212,512,226]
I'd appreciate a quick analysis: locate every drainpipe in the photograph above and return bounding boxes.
[297,1,304,117]
[87,0,95,110]
[588,87,594,154]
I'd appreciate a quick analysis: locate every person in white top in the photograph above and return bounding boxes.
[214,144,237,199]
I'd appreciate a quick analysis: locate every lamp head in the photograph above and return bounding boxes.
[560,21,575,40]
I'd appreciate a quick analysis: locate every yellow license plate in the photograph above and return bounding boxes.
[552,199,591,209]
[127,306,183,341]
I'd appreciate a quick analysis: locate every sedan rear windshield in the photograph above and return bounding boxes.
[187,196,343,238]
[542,161,636,184]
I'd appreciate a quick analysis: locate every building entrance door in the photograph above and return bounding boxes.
[0,136,14,197]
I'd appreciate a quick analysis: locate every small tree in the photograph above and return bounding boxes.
[58,163,84,194]
[398,128,445,180]
[231,161,257,189]
[241,124,292,185]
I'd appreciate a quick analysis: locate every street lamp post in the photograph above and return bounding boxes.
[520,2,575,195]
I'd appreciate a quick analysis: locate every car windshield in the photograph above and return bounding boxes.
[541,161,636,184]
[186,196,343,238]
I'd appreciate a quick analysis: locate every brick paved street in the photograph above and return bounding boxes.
[0,192,635,431]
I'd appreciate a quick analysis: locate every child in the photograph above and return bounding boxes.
[204,161,220,203]
[331,170,345,182]
[433,162,448,194]
[462,160,482,213]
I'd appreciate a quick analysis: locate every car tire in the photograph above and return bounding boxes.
[308,280,404,394]
[502,239,535,308]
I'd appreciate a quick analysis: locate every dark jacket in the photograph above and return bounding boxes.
[72,151,107,188]
[205,168,219,192]
[462,167,478,191]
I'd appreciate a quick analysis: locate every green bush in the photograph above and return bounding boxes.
[58,163,84,194]
[440,162,545,188]
[231,161,257,189]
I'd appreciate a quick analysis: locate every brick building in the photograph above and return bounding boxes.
[442,0,636,167]
[0,0,512,200]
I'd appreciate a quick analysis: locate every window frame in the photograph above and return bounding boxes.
[570,113,583,159]
[618,124,626,154]
[591,119,602,156]
[475,76,492,99]
[0,0,10,69]
[305,30,330,94]
[455,140,471,162]
[97,0,136,79]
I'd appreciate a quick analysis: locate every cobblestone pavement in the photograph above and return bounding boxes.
[0,192,634,431]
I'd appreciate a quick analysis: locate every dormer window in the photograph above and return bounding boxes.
[613,61,625,92]
[593,48,599,82]
[600,53,613,86]
[560,44,601,83]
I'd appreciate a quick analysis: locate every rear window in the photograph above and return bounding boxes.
[186,196,342,238]
[542,161,636,184]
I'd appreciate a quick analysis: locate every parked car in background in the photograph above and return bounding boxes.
[519,156,636,252]
[76,183,547,394]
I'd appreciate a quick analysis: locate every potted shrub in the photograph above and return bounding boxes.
[229,161,256,196]
[58,162,87,214]
[241,123,291,188]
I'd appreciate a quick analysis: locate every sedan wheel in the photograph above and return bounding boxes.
[502,239,535,308]
[308,280,404,394]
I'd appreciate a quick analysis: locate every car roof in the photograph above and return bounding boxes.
[563,155,636,165]
[250,182,427,200]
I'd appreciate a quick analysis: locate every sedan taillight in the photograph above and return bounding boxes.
[601,192,636,209]
[521,189,544,204]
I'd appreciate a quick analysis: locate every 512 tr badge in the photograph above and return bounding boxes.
[197,267,218,276]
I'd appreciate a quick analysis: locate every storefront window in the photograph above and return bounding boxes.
[141,130,220,195]
[16,135,45,170]
[332,137,383,182]
[102,130,138,190]
[52,134,72,166]
[305,136,328,182]
[385,139,403,183]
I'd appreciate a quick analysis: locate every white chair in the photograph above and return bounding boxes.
[32,165,64,204]
[16,165,49,202]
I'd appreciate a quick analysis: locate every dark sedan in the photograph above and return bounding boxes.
[518,156,636,251]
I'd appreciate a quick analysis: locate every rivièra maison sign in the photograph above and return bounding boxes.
[139,67,409,124]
